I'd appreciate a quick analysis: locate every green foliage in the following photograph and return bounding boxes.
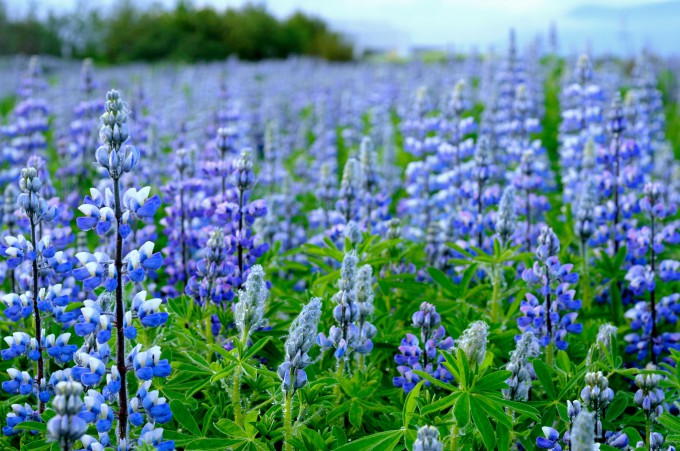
[0,1,353,62]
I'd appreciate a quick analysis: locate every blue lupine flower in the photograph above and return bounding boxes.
[518,227,582,349]
[2,403,41,437]
[278,298,322,393]
[394,302,454,393]
[138,423,174,451]
[47,381,87,449]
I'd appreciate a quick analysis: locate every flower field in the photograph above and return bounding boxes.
[0,33,680,451]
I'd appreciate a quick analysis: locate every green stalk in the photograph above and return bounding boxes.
[580,241,591,311]
[546,343,554,367]
[490,264,502,323]
[334,362,344,402]
[450,424,459,451]
[645,416,651,449]
[233,328,250,426]
[284,388,294,451]
[232,366,243,425]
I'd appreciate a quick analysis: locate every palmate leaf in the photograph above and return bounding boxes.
[412,369,458,391]
[472,370,512,393]
[334,430,403,451]
[420,392,460,415]
[473,395,513,429]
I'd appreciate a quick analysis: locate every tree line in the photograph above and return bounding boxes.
[0,1,354,62]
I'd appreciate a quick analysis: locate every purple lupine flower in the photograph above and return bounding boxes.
[393,302,454,393]
[519,227,582,350]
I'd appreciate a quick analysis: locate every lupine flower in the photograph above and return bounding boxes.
[537,426,563,450]
[318,250,374,359]
[574,180,596,245]
[455,320,488,367]
[138,423,174,451]
[394,302,454,393]
[72,89,171,447]
[495,185,517,246]
[570,411,596,451]
[634,372,664,421]
[519,227,582,349]
[587,323,618,366]
[234,264,268,343]
[47,381,87,449]
[503,331,540,401]
[413,425,443,451]
[2,403,41,437]
[337,158,361,224]
[278,298,322,393]
[580,372,614,439]
[185,228,234,306]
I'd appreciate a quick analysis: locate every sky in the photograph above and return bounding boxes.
[9,0,680,56]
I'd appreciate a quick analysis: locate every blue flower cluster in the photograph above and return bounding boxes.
[393,302,454,393]
[518,227,582,350]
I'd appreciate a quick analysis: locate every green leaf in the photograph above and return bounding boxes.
[499,399,540,421]
[163,430,198,446]
[303,429,329,450]
[605,396,627,422]
[532,359,556,399]
[412,370,458,391]
[244,336,272,360]
[210,344,238,362]
[427,267,458,296]
[13,421,47,432]
[349,401,364,428]
[22,440,52,451]
[658,413,680,434]
[402,380,424,428]
[453,393,471,429]
[474,395,513,429]
[202,406,216,436]
[472,370,511,393]
[471,398,496,450]
[170,399,201,436]
[420,392,460,416]
[334,430,403,451]
[332,425,347,447]
[186,438,241,450]
[214,419,248,438]
[496,422,510,451]
[210,363,237,383]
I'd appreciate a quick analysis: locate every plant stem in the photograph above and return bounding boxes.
[450,424,459,451]
[113,176,129,441]
[237,188,244,286]
[233,328,250,426]
[612,132,620,254]
[29,215,44,414]
[284,385,294,451]
[490,264,502,323]
[580,240,591,311]
[232,364,243,425]
[179,180,188,288]
[645,416,651,449]
[334,362,344,403]
[650,215,657,364]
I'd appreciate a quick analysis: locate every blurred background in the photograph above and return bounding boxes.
[0,0,678,62]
